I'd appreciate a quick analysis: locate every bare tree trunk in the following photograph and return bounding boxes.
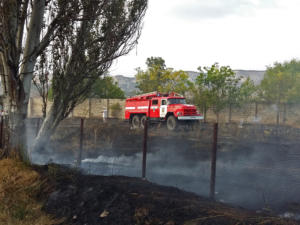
[228,104,232,123]
[1,0,45,156]
[216,112,219,123]
[42,97,47,119]
[276,103,280,126]
[107,98,110,119]
[203,105,207,123]
[32,106,64,152]
[255,102,258,118]
[283,103,287,124]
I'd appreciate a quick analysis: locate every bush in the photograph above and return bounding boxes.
[110,102,122,118]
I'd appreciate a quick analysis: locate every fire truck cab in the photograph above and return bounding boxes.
[125,92,203,130]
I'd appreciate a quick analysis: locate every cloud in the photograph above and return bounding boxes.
[171,0,278,20]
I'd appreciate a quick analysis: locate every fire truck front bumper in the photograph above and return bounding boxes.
[177,116,204,120]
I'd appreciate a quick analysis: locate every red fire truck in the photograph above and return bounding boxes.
[124,92,203,130]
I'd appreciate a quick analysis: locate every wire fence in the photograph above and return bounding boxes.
[2,117,300,211]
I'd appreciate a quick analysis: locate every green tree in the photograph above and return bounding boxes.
[91,76,125,99]
[48,76,125,100]
[260,59,300,124]
[135,57,192,94]
[227,77,256,122]
[146,56,166,70]
[192,86,211,122]
[195,63,247,122]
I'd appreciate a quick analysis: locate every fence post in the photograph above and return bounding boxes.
[0,116,3,148]
[36,118,40,137]
[142,119,148,179]
[255,102,258,118]
[107,98,110,119]
[210,123,218,200]
[89,98,92,118]
[77,118,84,167]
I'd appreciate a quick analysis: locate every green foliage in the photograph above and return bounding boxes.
[239,77,256,103]
[90,76,125,99]
[48,76,125,100]
[110,102,122,118]
[146,56,166,69]
[194,63,256,119]
[260,59,300,104]
[135,57,192,94]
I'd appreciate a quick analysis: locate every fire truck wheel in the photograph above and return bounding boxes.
[140,115,147,129]
[167,115,177,131]
[132,115,140,129]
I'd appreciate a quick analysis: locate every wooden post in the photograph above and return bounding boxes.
[210,123,218,200]
[77,118,84,167]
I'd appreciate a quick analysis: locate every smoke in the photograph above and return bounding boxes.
[80,131,300,214]
[28,119,300,219]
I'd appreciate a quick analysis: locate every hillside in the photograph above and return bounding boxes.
[3,70,264,98]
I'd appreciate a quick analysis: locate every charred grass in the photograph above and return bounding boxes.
[0,158,297,225]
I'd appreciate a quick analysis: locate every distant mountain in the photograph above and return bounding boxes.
[113,70,265,97]
[234,70,265,85]
[186,70,265,85]
[112,75,138,96]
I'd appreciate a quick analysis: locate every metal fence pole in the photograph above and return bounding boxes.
[0,116,3,148]
[36,118,40,137]
[77,118,84,167]
[142,119,148,179]
[210,123,218,200]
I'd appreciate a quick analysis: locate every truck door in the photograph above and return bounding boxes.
[150,99,160,118]
[160,99,167,118]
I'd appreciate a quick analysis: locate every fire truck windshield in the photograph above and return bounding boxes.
[167,98,186,105]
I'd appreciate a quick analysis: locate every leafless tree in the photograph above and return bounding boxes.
[0,0,147,157]
[33,51,50,119]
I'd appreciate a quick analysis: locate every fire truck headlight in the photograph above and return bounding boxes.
[177,112,182,116]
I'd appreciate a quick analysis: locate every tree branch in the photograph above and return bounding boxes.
[16,0,29,55]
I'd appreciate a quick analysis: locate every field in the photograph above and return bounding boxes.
[28,118,300,219]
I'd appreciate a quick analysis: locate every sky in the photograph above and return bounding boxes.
[109,0,300,77]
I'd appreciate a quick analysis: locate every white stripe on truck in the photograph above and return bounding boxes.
[177,116,204,120]
[125,107,135,110]
[137,106,149,109]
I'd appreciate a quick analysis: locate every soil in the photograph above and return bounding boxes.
[34,163,298,225]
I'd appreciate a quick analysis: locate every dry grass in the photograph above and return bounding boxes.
[0,159,63,225]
